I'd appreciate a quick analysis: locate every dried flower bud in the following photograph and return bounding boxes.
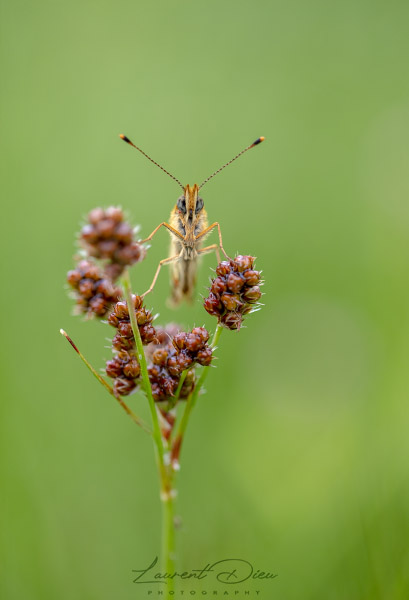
[106,358,123,378]
[107,313,119,327]
[148,360,179,402]
[221,293,242,311]
[139,324,157,344]
[88,208,105,224]
[114,377,136,396]
[114,301,129,319]
[105,206,123,223]
[233,255,254,272]
[196,346,213,366]
[153,348,169,366]
[114,243,142,265]
[123,358,141,379]
[115,222,133,244]
[176,353,193,371]
[243,270,260,286]
[166,356,179,377]
[191,327,209,343]
[67,269,82,287]
[89,296,110,316]
[185,332,205,352]
[211,277,227,295]
[136,308,150,326]
[112,333,133,350]
[132,295,143,310]
[98,239,118,258]
[226,273,244,294]
[221,312,243,330]
[241,285,262,303]
[203,293,223,316]
[118,321,134,338]
[78,279,94,299]
[216,261,231,276]
[79,260,100,280]
[96,219,116,238]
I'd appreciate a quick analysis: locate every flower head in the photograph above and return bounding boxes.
[80,206,145,280]
[66,260,122,318]
[146,326,213,402]
[204,255,262,330]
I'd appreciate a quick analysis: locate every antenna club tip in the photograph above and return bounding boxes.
[251,136,265,147]
[119,133,131,143]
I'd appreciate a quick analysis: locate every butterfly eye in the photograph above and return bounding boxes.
[195,197,204,214]
[177,196,187,214]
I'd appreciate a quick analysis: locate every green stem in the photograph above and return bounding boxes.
[162,488,176,590]
[60,329,150,433]
[171,324,223,467]
[121,272,166,475]
[121,270,176,587]
[173,369,189,404]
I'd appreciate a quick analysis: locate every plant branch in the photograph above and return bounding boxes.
[121,272,169,491]
[121,270,177,587]
[174,369,188,402]
[171,324,223,468]
[59,329,150,433]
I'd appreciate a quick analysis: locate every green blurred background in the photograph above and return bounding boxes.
[1,0,409,598]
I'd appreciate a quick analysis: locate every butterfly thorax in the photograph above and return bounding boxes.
[169,184,208,255]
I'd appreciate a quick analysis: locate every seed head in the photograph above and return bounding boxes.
[204,255,263,330]
[104,295,160,396]
[66,259,122,318]
[79,207,146,281]
[146,326,213,402]
[107,295,156,346]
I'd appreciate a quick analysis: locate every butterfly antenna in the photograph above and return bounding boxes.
[199,136,265,189]
[119,134,184,190]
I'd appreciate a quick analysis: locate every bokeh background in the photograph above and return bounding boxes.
[1,1,409,598]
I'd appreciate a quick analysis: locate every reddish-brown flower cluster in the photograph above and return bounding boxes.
[105,295,157,396]
[148,327,213,402]
[66,260,122,317]
[204,255,262,330]
[80,207,145,281]
[106,350,141,397]
[107,295,157,347]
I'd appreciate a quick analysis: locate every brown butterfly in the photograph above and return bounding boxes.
[119,134,264,305]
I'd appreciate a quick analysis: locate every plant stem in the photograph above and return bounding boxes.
[174,369,188,401]
[171,324,223,467]
[60,329,150,433]
[121,270,176,588]
[162,486,176,590]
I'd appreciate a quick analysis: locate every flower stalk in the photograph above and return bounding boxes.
[171,324,223,468]
[121,269,176,589]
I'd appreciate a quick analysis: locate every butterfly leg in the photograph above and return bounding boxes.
[197,243,221,263]
[195,222,230,259]
[141,254,180,298]
[139,222,184,244]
